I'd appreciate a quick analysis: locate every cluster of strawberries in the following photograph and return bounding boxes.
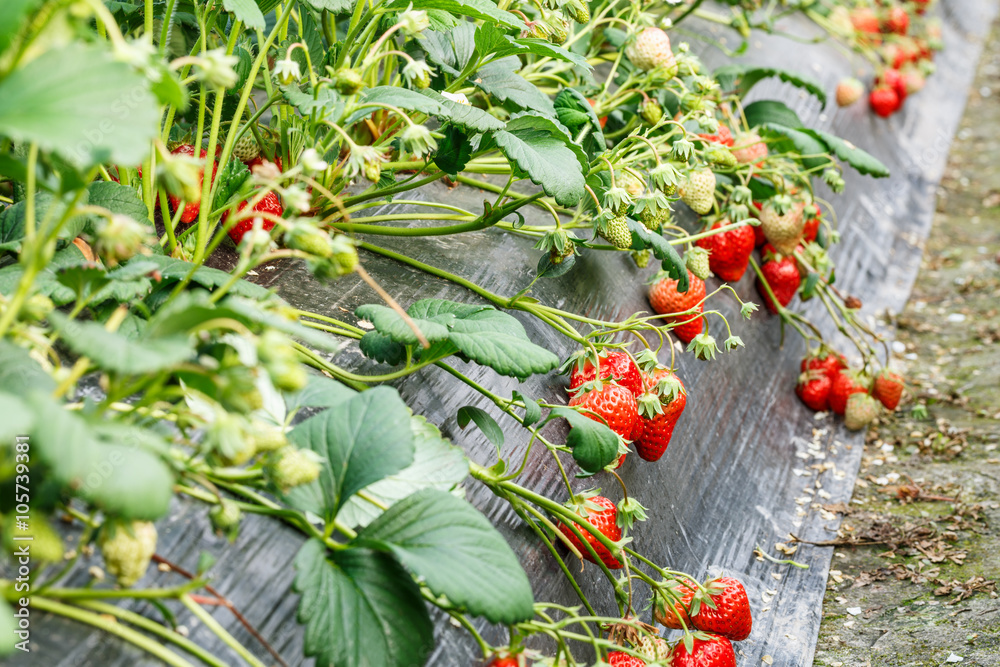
[796,348,905,430]
[165,142,284,244]
[834,1,940,117]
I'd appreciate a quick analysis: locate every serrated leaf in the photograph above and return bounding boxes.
[222,0,265,29]
[507,37,591,70]
[512,390,541,426]
[384,0,520,27]
[433,124,474,175]
[49,311,194,374]
[285,387,414,519]
[293,541,434,667]
[742,100,803,130]
[88,181,151,224]
[355,303,451,346]
[536,250,577,279]
[337,416,468,528]
[56,264,111,296]
[139,254,271,300]
[359,330,407,365]
[406,298,488,320]
[0,244,91,305]
[554,87,606,160]
[346,87,503,132]
[212,157,251,211]
[714,64,826,106]
[548,406,619,472]
[357,489,534,623]
[420,24,475,75]
[628,220,688,292]
[760,123,831,172]
[303,0,353,11]
[473,58,555,117]
[282,86,344,121]
[0,44,159,166]
[0,192,89,252]
[805,128,890,178]
[457,405,504,449]
[477,113,586,207]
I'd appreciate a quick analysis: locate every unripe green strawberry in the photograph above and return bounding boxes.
[679,168,716,215]
[209,499,242,534]
[760,200,805,254]
[3,513,63,563]
[640,98,663,125]
[99,521,157,587]
[626,27,676,73]
[22,293,54,322]
[601,211,632,250]
[639,206,671,232]
[363,157,382,182]
[268,447,322,491]
[632,249,651,268]
[844,393,878,431]
[706,146,737,167]
[232,129,260,162]
[285,224,333,258]
[333,68,364,95]
[547,16,569,45]
[565,0,590,24]
[685,246,711,280]
[248,420,288,454]
[331,234,359,273]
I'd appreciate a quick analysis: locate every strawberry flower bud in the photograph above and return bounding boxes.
[274,57,302,85]
[401,124,438,158]
[403,59,434,89]
[687,332,719,361]
[199,48,240,88]
[282,185,311,213]
[94,214,153,267]
[397,4,430,35]
[332,68,364,94]
[300,148,328,174]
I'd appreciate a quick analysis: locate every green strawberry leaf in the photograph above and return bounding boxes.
[0,393,32,443]
[457,405,504,450]
[356,489,534,623]
[212,157,251,212]
[293,540,434,667]
[759,123,832,172]
[0,43,159,166]
[476,113,587,207]
[0,244,85,304]
[804,128,890,178]
[337,416,468,529]
[88,181,151,224]
[553,88,606,160]
[139,255,271,300]
[222,0,265,29]
[285,375,357,413]
[503,37,591,70]
[285,387,415,520]
[359,330,407,365]
[741,100,803,130]
[385,0,521,27]
[473,58,556,117]
[713,64,826,106]
[355,303,452,346]
[513,390,542,427]
[433,124,474,175]
[548,406,619,472]
[420,24,476,75]
[407,298,487,320]
[48,311,195,375]
[628,220,688,292]
[0,340,55,395]
[446,308,560,379]
[344,87,504,132]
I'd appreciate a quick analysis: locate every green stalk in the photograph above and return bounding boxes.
[180,594,269,667]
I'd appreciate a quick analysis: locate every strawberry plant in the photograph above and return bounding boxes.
[0,0,925,664]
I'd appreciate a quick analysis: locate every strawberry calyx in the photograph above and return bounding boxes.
[633,348,660,374]
[616,497,648,531]
[637,392,664,419]
[687,332,719,361]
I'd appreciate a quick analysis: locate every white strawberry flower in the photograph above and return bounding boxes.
[398,4,430,36]
[401,125,438,158]
[199,48,240,89]
[441,91,471,106]
[273,57,301,85]
[300,148,328,175]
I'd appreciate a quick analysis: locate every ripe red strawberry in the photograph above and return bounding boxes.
[873,370,904,410]
[829,372,869,415]
[801,349,847,381]
[635,368,686,462]
[487,656,523,667]
[607,651,646,667]
[696,220,755,282]
[557,494,623,569]
[168,144,220,224]
[224,191,284,244]
[588,99,609,129]
[869,85,900,117]
[570,380,639,442]
[796,370,832,411]
[670,635,736,667]
[803,205,821,243]
[850,7,880,35]
[698,124,734,146]
[691,577,752,641]
[569,350,645,399]
[654,579,696,629]
[884,6,909,35]
[756,247,801,313]
[879,68,908,102]
[245,154,283,173]
[835,77,864,107]
[649,270,706,343]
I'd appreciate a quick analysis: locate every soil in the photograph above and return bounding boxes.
[813,20,1000,667]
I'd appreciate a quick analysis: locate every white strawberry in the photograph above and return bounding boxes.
[233,129,260,162]
[760,200,805,253]
[731,132,767,165]
[835,78,864,107]
[625,27,676,73]
[678,168,716,215]
[99,521,157,587]
[844,393,878,430]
